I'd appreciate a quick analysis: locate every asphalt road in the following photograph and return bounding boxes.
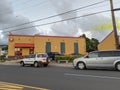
[0,64,120,90]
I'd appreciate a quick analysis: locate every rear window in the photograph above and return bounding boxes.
[98,51,120,57]
[37,54,48,58]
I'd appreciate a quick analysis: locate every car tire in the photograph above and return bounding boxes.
[34,62,38,67]
[77,62,86,70]
[43,64,48,67]
[115,62,120,71]
[20,61,24,67]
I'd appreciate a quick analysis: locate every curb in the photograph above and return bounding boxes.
[0,60,73,67]
[50,63,73,67]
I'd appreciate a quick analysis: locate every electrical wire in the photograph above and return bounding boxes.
[2,9,111,33]
[2,0,108,30]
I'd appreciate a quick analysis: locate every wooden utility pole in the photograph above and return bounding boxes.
[110,0,119,49]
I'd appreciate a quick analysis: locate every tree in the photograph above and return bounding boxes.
[81,34,99,52]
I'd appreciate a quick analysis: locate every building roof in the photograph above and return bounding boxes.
[99,31,114,44]
[9,33,83,39]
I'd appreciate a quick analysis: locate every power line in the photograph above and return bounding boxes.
[2,0,108,30]
[2,9,111,33]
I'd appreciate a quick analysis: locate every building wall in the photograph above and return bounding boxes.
[8,35,34,56]
[8,34,86,57]
[98,31,116,50]
[22,48,30,56]
[34,36,86,55]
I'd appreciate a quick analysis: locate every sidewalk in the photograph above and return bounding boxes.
[0,60,20,65]
[0,60,73,67]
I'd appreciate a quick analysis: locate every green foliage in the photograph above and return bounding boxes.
[81,34,99,52]
[55,55,82,62]
[0,55,6,62]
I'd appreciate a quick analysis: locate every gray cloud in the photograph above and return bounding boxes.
[50,0,79,36]
[77,15,112,41]
[50,0,113,41]
[0,0,39,45]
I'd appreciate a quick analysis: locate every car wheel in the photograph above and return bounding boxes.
[20,61,24,67]
[77,62,86,70]
[43,64,48,67]
[116,62,120,71]
[34,62,38,67]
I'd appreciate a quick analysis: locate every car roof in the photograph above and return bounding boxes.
[91,50,120,53]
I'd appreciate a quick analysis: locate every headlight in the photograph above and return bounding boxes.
[73,59,77,62]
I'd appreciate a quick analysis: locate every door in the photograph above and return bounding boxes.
[24,54,35,64]
[85,52,102,68]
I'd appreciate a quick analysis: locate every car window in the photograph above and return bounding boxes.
[112,51,120,56]
[99,51,113,57]
[37,54,47,58]
[88,52,98,58]
[29,54,35,58]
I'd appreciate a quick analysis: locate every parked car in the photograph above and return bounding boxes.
[47,52,62,60]
[73,50,120,71]
[20,53,51,67]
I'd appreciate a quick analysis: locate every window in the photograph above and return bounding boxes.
[88,52,98,58]
[112,51,120,57]
[60,42,65,54]
[74,43,78,54]
[37,54,47,58]
[46,42,51,53]
[29,54,35,58]
[99,51,113,57]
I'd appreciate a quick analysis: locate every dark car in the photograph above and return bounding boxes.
[47,52,62,60]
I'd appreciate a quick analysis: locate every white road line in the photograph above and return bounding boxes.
[64,73,120,80]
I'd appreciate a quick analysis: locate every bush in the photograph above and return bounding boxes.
[0,55,6,62]
[55,55,82,62]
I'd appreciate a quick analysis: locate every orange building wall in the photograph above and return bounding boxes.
[22,48,30,56]
[34,36,86,55]
[8,35,34,56]
[98,31,116,50]
[8,34,86,56]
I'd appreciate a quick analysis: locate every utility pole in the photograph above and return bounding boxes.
[110,0,119,49]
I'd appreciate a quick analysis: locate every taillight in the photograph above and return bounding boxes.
[42,59,46,62]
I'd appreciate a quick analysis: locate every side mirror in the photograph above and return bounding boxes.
[85,56,89,58]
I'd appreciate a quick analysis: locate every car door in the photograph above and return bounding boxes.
[24,54,35,64]
[85,52,102,68]
[100,51,120,68]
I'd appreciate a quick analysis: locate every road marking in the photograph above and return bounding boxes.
[0,81,49,90]
[64,73,120,80]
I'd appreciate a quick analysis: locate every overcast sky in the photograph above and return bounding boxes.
[0,0,120,45]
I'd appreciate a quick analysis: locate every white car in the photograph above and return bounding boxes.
[20,53,51,67]
[73,50,120,71]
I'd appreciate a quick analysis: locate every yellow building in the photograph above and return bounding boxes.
[98,31,117,50]
[8,33,86,58]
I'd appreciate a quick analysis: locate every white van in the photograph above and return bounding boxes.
[73,50,120,71]
[20,53,51,67]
